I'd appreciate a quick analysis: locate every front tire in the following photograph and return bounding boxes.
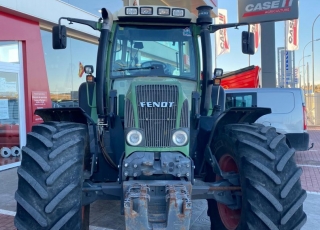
[14,121,88,230]
[207,123,307,230]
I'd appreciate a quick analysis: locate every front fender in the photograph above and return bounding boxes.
[35,107,89,124]
[207,107,271,145]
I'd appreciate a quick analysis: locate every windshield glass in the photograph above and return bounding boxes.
[110,25,197,80]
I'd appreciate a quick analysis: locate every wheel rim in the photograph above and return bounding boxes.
[216,154,241,230]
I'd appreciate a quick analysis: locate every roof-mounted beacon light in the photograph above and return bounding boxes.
[125,7,138,15]
[196,5,213,25]
[140,7,153,15]
[172,8,185,17]
[158,7,170,16]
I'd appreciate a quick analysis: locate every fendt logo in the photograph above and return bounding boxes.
[243,0,293,17]
[140,102,174,108]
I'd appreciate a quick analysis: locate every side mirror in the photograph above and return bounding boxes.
[134,42,144,49]
[214,68,223,77]
[242,31,255,55]
[52,25,67,49]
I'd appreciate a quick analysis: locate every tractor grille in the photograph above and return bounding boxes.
[180,99,189,128]
[136,85,178,147]
[124,99,135,128]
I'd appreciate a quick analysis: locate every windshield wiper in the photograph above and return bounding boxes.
[113,66,155,72]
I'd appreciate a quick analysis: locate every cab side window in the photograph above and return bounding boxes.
[225,93,257,109]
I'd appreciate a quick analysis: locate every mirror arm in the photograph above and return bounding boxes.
[58,17,100,34]
[209,22,249,33]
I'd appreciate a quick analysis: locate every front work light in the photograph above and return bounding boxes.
[126,130,143,146]
[172,130,188,146]
[172,8,185,17]
[158,7,170,15]
[140,7,153,15]
[84,65,94,74]
[125,7,138,15]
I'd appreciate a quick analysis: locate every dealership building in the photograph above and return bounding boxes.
[0,0,216,170]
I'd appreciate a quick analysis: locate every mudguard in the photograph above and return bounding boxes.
[35,107,89,124]
[207,107,272,145]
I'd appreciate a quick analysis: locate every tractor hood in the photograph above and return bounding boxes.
[124,77,190,155]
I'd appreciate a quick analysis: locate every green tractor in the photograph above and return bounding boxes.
[14,4,306,230]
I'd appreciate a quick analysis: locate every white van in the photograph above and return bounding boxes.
[223,88,309,151]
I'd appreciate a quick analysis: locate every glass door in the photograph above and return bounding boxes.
[0,41,25,171]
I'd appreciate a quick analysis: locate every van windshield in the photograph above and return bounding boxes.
[110,25,197,80]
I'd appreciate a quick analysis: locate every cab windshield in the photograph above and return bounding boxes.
[110,25,197,80]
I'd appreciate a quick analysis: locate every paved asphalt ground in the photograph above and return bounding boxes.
[0,129,320,229]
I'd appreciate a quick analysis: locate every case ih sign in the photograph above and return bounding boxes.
[238,0,299,23]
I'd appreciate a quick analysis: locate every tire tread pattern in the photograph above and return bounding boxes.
[248,200,279,230]
[14,121,87,230]
[15,192,47,227]
[22,146,51,172]
[50,205,79,230]
[17,168,48,199]
[28,132,53,148]
[241,139,275,160]
[249,180,283,211]
[281,191,307,225]
[46,158,80,186]
[208,123,307,230]
[277,148,295,172]
[245,157,281,185]
[45,183,78,214]
[49,139,82,160]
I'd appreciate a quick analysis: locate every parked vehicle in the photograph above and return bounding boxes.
[224,88,309,151]
[14,3,306,230]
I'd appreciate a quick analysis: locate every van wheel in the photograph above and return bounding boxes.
[14,122,88,230]
[206,123,307,230]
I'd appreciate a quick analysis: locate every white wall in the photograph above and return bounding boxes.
[0,0,100,39]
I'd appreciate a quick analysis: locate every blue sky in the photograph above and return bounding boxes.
[63,0,320,85]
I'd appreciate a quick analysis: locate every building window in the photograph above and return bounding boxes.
[0,41,19,63]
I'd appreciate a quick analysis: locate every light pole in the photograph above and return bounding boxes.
[312,14,320,93]
[298,55,310,88]
[303,38,320,92]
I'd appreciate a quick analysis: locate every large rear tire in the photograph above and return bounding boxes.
[207,123,307,230]
[14,121,88,230]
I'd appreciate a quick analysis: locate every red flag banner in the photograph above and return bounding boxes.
[286,19,299,50]
[78,62,84,78]
[250,24,261,52]
[215,9,230,56]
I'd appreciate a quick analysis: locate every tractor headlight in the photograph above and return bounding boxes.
[126,130,143,146]
[172,130,188,146]
[125,7,138,15]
